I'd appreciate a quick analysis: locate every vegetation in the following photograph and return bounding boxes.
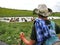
[0,22,33,45]
[0,7,60,17]
[0,7,37,17]
[0,19,60,45]
[0,7,60,45]
[51,12,60,17]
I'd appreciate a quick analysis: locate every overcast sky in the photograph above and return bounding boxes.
[0,0,60,12]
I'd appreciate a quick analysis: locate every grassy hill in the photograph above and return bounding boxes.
[0,7,60,17]
[0,7,37,17]
[52,12,60,17]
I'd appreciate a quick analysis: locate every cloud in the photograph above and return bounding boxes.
[53,2,60,12]
[0,0,60,12]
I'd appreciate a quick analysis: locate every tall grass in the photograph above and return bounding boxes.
[0,16,60,45]
[0,22,33,45]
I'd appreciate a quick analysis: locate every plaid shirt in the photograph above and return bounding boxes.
[34,18,56,45]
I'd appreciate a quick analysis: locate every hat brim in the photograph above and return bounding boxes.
[33,8,52,17]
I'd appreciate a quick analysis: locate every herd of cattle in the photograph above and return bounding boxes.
[0,17,60,22]
[0,17,35,22]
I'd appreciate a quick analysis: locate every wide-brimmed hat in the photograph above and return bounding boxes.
[33,4,52,17]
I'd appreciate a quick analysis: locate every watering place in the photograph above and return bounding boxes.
[0,16,60,22]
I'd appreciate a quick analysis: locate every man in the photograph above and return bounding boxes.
[20,4,60,45]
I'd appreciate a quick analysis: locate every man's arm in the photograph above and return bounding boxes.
[20,32,35,45]
[20,21,37,45]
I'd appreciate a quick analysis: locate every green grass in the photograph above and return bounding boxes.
[0,22,33,45]
[0,7,37,17]
[0,7,60,17]
[51,12,60,17]
[0,19,60,45]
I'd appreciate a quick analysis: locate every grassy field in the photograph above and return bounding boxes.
[0,7,37,17]
[0,21,33,45]
[0,7,60,17]
[0,19,60,45]
[0,7,60,45]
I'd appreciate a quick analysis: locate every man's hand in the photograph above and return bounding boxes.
[20,32,35,45]
[20,32,25,40]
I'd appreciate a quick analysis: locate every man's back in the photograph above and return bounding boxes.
[31,18,59,45]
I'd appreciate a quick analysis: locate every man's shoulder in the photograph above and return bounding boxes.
[35,18,43,22]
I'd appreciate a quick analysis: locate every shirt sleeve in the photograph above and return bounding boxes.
[55,24,60,34]
[30,24,37,41]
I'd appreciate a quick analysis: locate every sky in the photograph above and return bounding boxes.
[0,0,60,12]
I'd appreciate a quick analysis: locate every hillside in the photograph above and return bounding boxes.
[52,12,60,17]
[0,7,60,17]
[0,7,36,17]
